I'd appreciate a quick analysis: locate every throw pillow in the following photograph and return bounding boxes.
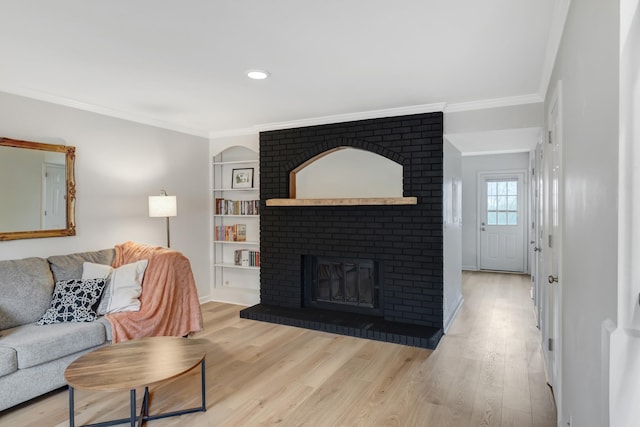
[37,278,107,325]
[82,260,148,314]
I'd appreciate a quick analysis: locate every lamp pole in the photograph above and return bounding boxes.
[166,216,171,248]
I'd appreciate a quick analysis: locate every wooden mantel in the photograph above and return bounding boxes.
[266,197,417,207]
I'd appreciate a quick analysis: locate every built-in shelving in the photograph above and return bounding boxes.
[212,147,260,294]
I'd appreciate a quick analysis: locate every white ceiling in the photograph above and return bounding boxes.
[0,1,560,140]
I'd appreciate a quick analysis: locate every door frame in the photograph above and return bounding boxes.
[476,169,528,273]
[533,141,545,329]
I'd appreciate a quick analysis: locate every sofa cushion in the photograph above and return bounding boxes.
[37,279,107,325]
[83,260,148,314]
[47,249,115,282]
[0,322,105,369]
[0,346,17,377]
[0,257,54,330]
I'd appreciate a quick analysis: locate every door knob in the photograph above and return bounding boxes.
[548,275,558,284]
[481,227,486,231]
[534,247,541,252]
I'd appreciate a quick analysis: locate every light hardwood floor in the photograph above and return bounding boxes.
[0,271,556,427]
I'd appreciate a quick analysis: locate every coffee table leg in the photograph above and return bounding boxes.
[143,386,149,418]
[201,359,206,411]
[69,386,75,427]
[130,389,136,427]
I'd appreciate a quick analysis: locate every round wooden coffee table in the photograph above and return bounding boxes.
[65,336,206,427]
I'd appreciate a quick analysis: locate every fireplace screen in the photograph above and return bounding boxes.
[306,256,381,314]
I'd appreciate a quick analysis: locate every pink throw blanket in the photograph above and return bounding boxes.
[105,241,203,343]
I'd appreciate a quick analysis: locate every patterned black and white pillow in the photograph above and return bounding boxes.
[37,278,107,325]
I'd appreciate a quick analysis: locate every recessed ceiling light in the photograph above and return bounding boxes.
[247,70,270,80]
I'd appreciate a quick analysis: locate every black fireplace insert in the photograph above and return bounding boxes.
[303,256,383,316]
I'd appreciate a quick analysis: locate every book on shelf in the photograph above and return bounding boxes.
[214,224,247,242]
[234,249,260,267]
[235,224,246,241]
[214,198,259,215]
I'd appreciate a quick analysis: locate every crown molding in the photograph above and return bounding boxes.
[537,0,571,98]
[0,86,209,138]
[256,102,447,132]
[2,84,546,142]
[444,93,543,113]
[209,102,447,140]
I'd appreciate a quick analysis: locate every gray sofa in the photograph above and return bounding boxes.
[0,249,115,411]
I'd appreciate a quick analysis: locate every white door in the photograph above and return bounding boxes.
[479,172,526,272]
[43,163,66,229]
[545,87,563,400]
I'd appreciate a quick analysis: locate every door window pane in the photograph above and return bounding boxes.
[488,196,497,210]
[497,195,507,210]
[487,182,497,196]
[498,212,507,224]
[497,181,507,195]
[486,179,518,226]
[487,212,497,225]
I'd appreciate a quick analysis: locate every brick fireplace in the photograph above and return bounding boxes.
[240,112,445,349]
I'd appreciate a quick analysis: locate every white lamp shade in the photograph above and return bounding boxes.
[148,195,177,217]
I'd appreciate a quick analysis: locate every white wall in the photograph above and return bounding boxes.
[460,152,530,270]
[295,148,402,198]
[611,0,640,426]
[546,0,619,425]
[0,91,211,300]
[446,103,544,134]
[443,139,463,332]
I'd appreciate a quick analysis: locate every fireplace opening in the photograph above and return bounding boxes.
[303,256,383,316]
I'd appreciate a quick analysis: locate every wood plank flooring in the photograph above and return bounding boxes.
[0,271,556,426]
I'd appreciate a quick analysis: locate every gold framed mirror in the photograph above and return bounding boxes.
[0,137,76,241]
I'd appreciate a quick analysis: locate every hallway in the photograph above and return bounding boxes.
[433,271,557,426]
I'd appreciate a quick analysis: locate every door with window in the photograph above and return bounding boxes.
[479,172,526,272]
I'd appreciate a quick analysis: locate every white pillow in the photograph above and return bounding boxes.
[82,260,148,314]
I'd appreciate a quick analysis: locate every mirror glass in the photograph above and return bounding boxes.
[0,137,76,241]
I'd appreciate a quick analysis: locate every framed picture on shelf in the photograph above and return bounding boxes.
[232,168,254,189]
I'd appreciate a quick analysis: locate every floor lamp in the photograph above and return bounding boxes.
[148,190,177,248]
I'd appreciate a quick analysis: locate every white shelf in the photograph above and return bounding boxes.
[214,240,259,245]
[214,263,260,270]
[212,159,258,166]
[213,187,258,192]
